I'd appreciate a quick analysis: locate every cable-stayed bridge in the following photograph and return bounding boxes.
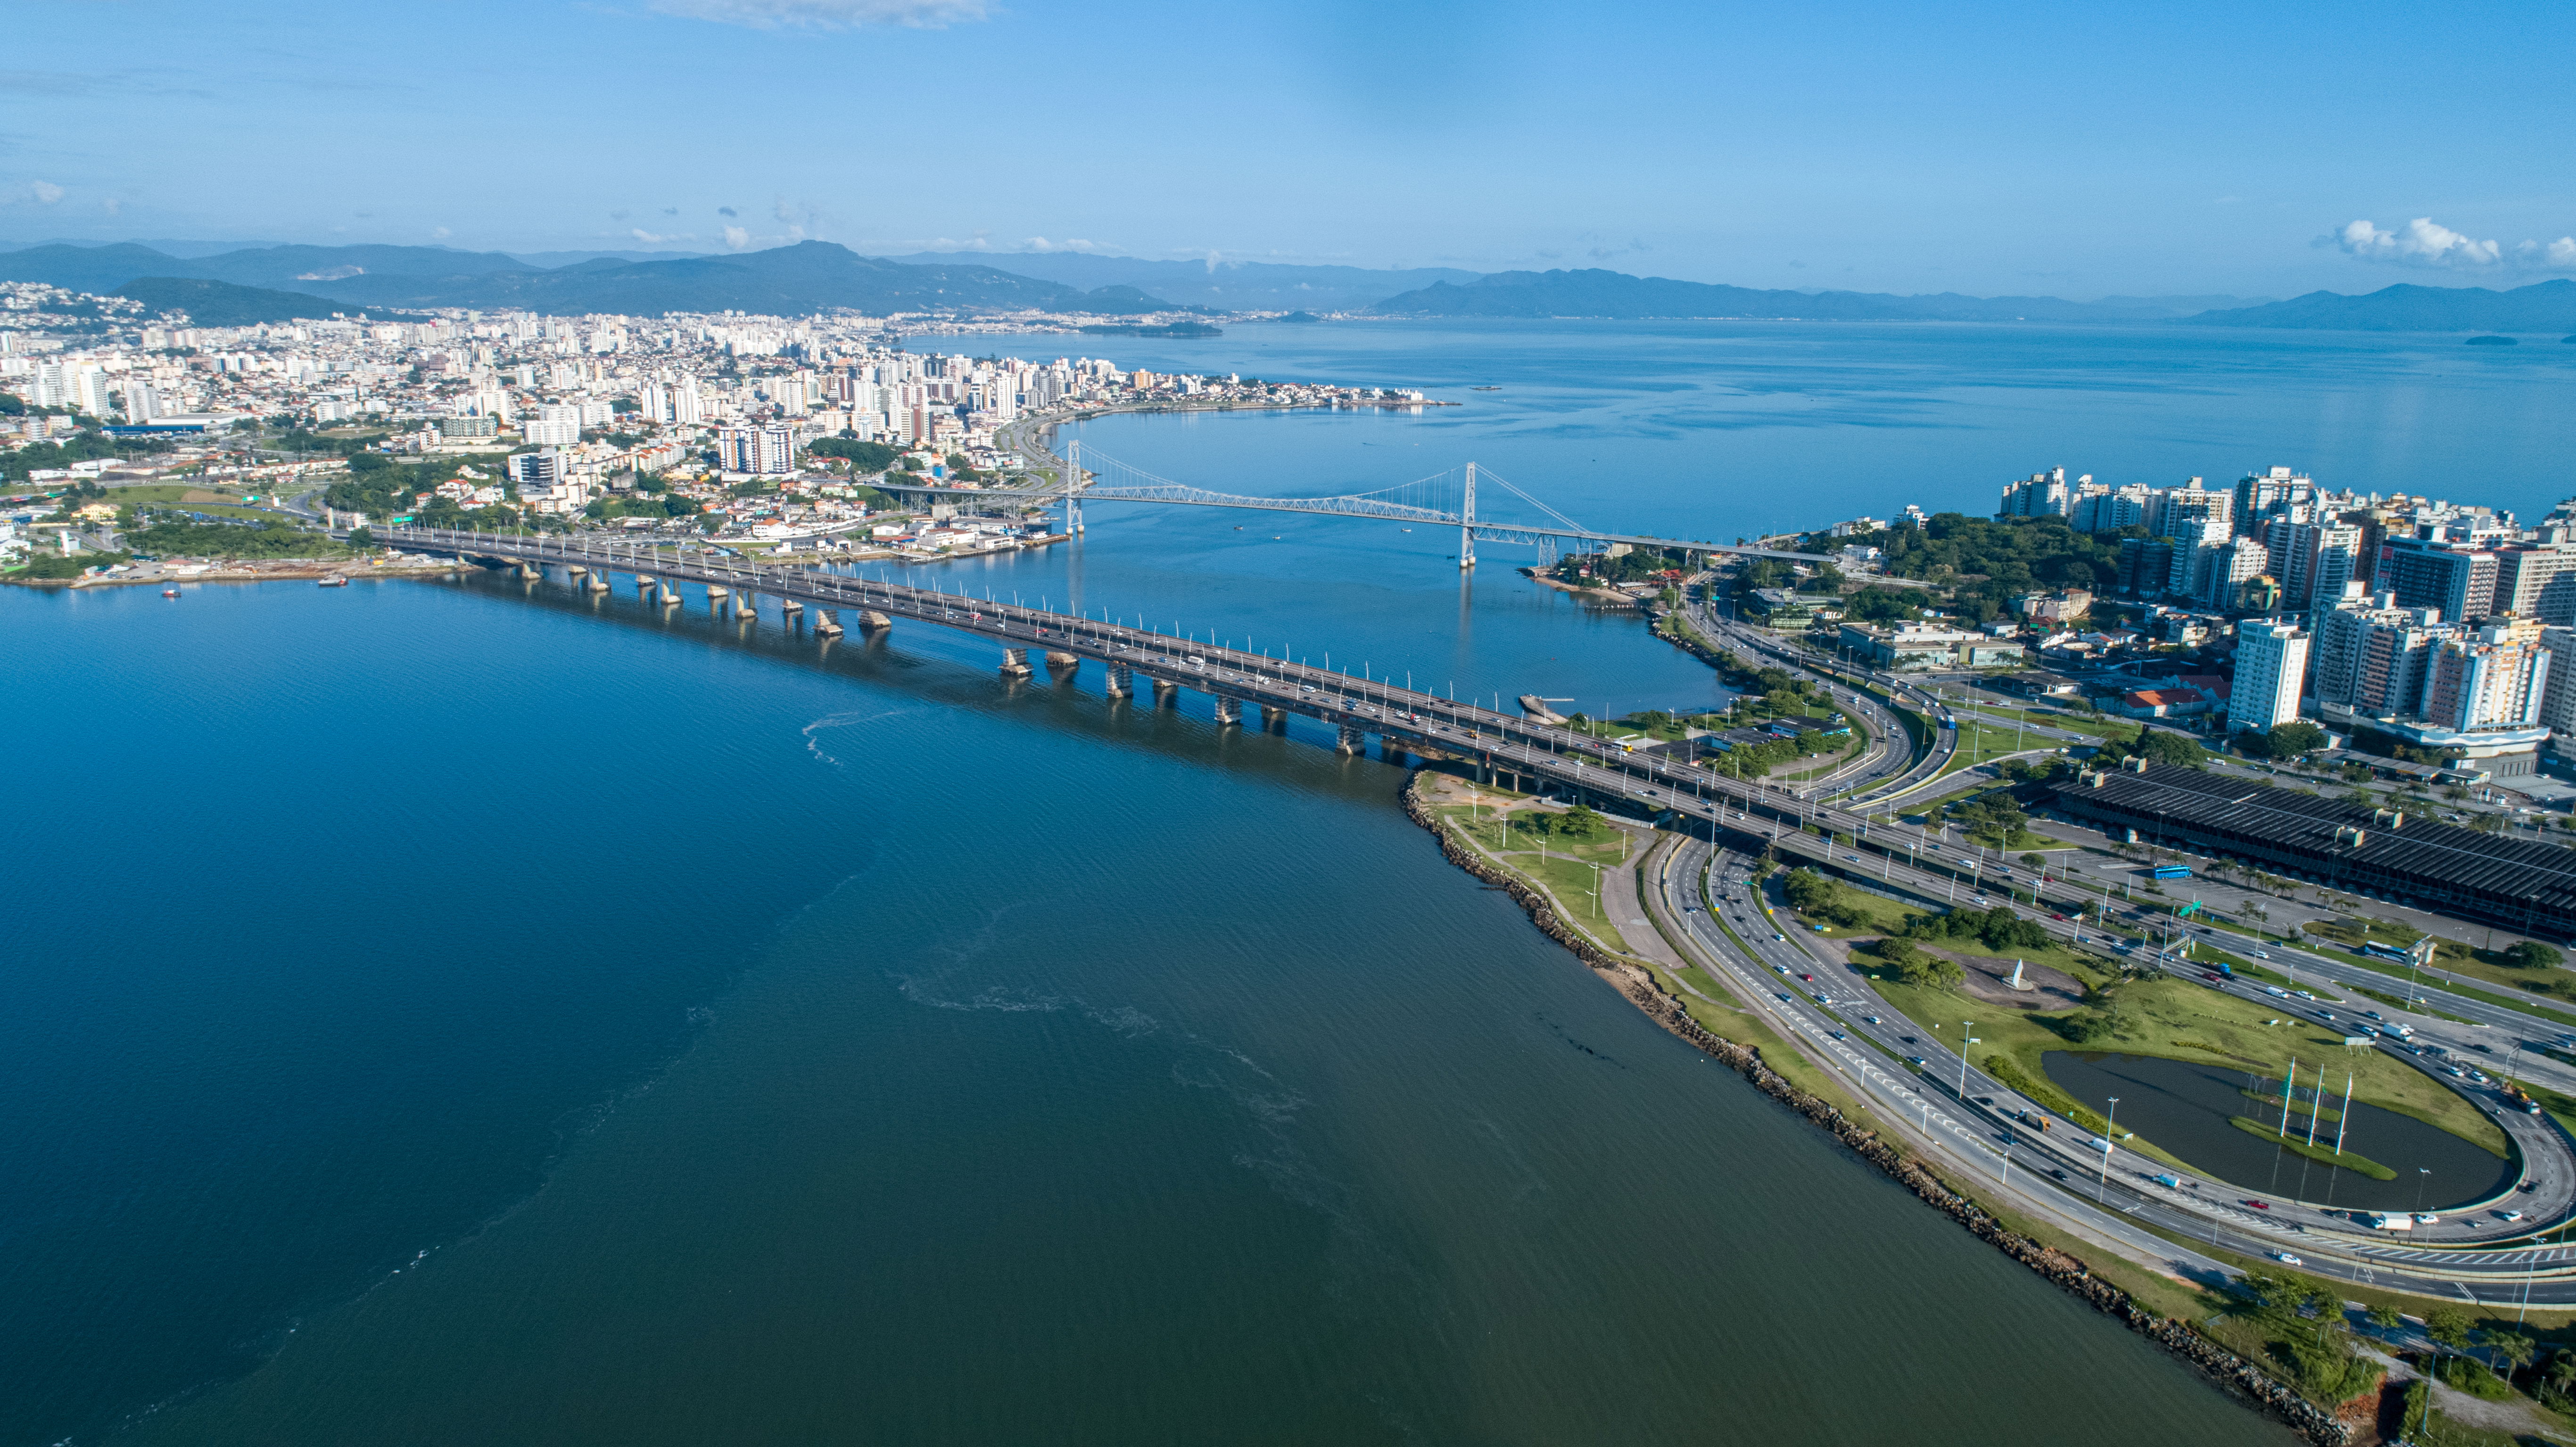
[872,443,1826,566]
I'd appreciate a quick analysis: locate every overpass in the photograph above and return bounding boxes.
[871,441,1831,566]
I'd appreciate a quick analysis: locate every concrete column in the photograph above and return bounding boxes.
[1381,737,1408,764]
[1212,695,1242,726]
[859,610,893,631]
[706,585,730,614]
[659,583,683,607]
[1337,724,1366,754]
[1001,648,1034,676]
[565,565,588,578]
[779,597,804,620]
[584,574,609,593]
[1105,664,1134,697]
[1152,678,1179,708]
[636,574,657,596]
[1259,704,1288,732]
[1044,650,1081,672]
[816,608,844,637]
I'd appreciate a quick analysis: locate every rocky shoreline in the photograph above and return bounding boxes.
[1401,774,2350,1446]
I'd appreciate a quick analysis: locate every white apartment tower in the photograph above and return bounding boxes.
[2228,620,2311,736]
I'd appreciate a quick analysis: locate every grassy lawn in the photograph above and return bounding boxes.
[1958,701,2114,740]
[1937,718,2048,777]
[1435,804,1638,954]
[1856,946,2510,1172]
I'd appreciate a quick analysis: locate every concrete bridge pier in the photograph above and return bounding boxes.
[779,598,803,625]
[516,564,540,581]
[1152,678,1179,707]
[1381,737,1409,765]
[584,573,609,593]
[858,610,893,632]
[659,583,683,608]
[636,575,656,597]
[1001,648,1034,677]
[1212,695,1242,726]
[1337,724,1366,755]
[1044,650,1081,674]
[706,585,730,615]
[815,608,844,637]
[736,591,755,619]
[565,565,588,578]
[1105,664,1134,698]
[1259,704,1288,733]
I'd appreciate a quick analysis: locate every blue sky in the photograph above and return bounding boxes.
[5,0,2569,296]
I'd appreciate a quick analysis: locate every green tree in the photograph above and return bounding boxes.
[2136,728,2208,769]
[2488,1330,2535,1378]
[2271,720,2328,756]
[2503,940,2565,970]
[2424,1307,2473,1358]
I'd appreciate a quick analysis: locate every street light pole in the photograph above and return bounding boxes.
[2096,1097,2121,1204]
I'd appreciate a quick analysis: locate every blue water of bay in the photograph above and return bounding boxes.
[9,316,2527,1445]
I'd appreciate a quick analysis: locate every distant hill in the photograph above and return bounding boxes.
[895,253,1480,312]
[0,243,205,295]
[1369,268,2264,322]
[299,242,1179,316]
[0,239,1185,318]
[2186,280,2576,331]
[114,277,379,327]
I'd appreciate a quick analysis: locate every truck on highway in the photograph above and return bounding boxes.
[2366,1213,2413,1230]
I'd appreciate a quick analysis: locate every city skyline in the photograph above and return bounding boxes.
[6,0,2573,297]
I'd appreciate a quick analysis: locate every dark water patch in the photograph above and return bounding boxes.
[2042,1052,2513,1212]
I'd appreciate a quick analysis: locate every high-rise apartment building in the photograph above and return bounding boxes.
[2379,537,2499,621]
[2492,543,2576,625]
[2228,620,2310,735]
[2421,618,2551,735]
[717,425,795,475]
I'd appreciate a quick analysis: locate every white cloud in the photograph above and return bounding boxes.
[722,225,750,250]
[431,225,451,239]
[1020,236,1105,253]
[29,180,63,204]
[630,227,694,245]
[2335,216,2504,269]
[2517,236,2576,270]
[649,0,985,29]
[101,197,120,215]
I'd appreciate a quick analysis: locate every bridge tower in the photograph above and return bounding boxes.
[1458,462,1477,570]
[1065,438,1085,536]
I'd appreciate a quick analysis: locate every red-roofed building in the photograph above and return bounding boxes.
[2113,687,2216,719]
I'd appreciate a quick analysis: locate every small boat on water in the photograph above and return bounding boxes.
[1471,385,1502,391]
[162,588,180,598]
[318,576,349,587]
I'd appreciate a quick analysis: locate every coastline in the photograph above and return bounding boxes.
[1399,772,2352,1446]
[1519,566,1641,606]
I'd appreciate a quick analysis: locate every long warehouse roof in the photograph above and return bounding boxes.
[2050,763,2576,916]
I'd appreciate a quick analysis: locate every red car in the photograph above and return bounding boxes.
[2245,1199,2271,1210]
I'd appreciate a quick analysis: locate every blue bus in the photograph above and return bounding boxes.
[2152,864,2193,880]
[2360,941,2415,964]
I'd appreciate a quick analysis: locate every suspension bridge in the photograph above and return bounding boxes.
[871,441,1827,567]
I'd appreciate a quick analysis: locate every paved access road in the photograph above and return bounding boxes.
[1638,836,2576,1304]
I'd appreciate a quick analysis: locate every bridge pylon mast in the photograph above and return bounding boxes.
[1459,462,1477,570]
[1066,438,1084,536]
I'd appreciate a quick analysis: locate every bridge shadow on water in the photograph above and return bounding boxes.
[445,563,1419,801]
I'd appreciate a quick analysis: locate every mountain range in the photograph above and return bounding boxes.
[6,238,2573,333]
[887,253,1479,313]
[0,240,1185,322]
[1364,269,2264,322]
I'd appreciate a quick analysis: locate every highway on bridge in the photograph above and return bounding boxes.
[384,525,2576,1296]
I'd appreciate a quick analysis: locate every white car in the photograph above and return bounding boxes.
[2414,1213,2440,1225]
[2274,1252,2302,1266]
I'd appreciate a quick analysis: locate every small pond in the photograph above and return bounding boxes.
[2038,1052,2516,1213]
